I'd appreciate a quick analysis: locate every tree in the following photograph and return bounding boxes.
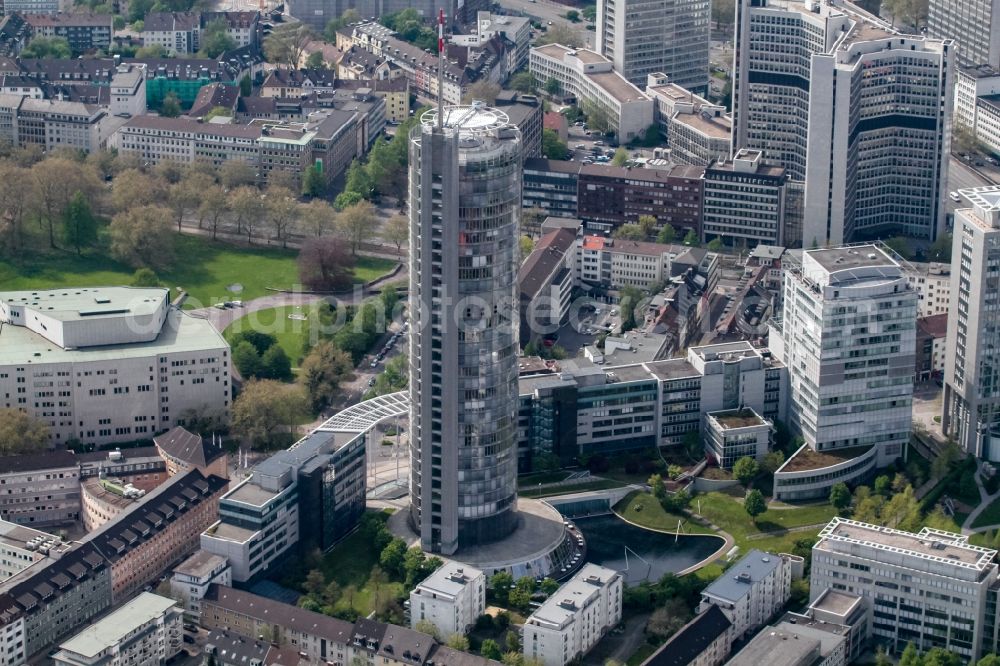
[899,643,921,666]
[544,77,561,96]
[977,654,1000,666]
[648,474,666,499]
[380,537,408,578]
[744,489,766,523]
[31,157,100,249]
[266,186,300,248]
[683,229,699,246]
[446,634,470,651]
[761,450,785,475]
[302,164,326,197]
[22,36,71,58]
[733,456,759,486]
[582,4,597,20]
[130,268,160,287]
[203,106,233,121]
[541,128,569,160]
[0,163,30,254]
[170,171,213,232]
[637,215,657,239]
[113,168,166,213]
[490,571,514,605]
[657,223,676,244]
[581,99,612,134]
[829,482,851,511]
[135,45,167,58]
[927,232,953,262]
[504,629,521,653]
[565,9,580,20]
[160,91,182,118]
[462,80,502,104]
[536,23,583,48]
[510,71,536,94]
[884,235,913,260]
[882,484,921,531]
[540,578,560,595]
[0,408,50,455]
[874,474,891,496]
[611,147,629,166]
[299,341,354,411]
[298,236,356,291]
[199,186,228,240]
[646,598,692,639]
[932,439,962,479]
[924,649,961,666]
[301,199,337,237]
[712,0,736,26]
[220,161,257,190]
[109,205,175,270]
[480,639,502,660]
[613,224,644,241]
[229,186,264,243]
[239,74,252,97]
[261,345,293,381]
[199,18,236,58]
[231,379,307,449]
[381,214,409,253]
[304,569,326,595]
[415,619,440,640]
[337,200,377,255]
[325,8,361,38]
[264,23,314,66]
[232,341,263,378]
[61,191,97,255]
[707,238,724,251]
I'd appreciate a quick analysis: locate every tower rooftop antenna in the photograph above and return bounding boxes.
[437,8,445,129]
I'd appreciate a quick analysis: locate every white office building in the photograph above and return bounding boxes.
[943,187,1000,459]
[522,564,622,666]
[0,287,230,448]
[769,245,917,500]
[731,0,953,246]
[955,66,1000,159]
[699,550,792,641]
[595,0,709,93]
[646,74,731,166]
[811,518,999,660]
[409,564,485,638]
[928,0,1000,68]
[170,550,232,619]
[529,44,654,143]
[52,592,182,666]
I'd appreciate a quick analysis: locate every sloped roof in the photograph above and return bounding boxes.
[154,426,224,468]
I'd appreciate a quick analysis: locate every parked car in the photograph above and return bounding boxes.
[949,191,961,202]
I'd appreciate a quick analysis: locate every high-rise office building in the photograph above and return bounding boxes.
[595,0,709,93]
[928,0,1000,68]
[769,245,916,500]
[408,103,522,555]
[943,186,1000,460]
[731,0,953,245]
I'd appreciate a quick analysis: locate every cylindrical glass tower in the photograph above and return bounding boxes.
[408,103,521,555]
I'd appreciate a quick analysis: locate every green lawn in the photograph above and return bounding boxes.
[224,304,322,368]
[627,644,657,666]
[0,234,397,309]
[972,495,1000,528]
[614,492,714,535]
[693,491,836,551]
[518,470,571,485]
[517,479,625,498]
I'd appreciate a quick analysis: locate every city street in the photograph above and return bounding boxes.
[494,0,595,49]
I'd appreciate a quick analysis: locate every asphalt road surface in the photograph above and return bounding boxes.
[494,0,595,49]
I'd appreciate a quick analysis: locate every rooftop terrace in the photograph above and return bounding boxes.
[780,445,873,472]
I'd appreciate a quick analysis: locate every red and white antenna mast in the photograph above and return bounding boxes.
[437,8,445,129]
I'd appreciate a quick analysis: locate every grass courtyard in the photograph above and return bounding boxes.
[0,233,397,308]
[224,304,323,369]
[972,494,1000,529]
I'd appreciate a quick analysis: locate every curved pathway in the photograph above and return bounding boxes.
[962,471,999,534]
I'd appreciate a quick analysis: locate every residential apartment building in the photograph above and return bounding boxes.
[0,451,80,527]
[954,66,1000,158]
[769,245,916,500]
[82,469,228,603]
[698,550,792,641]
[726,620,848,666]
[523,158,580,217]
[409,564,485,638]
[915,313,948,382]
[702,149,788,248]
[530,44,654,143]
[141,12,200,54]
[595,0,708,92]
[23,13,112,54]
[640,605,733,666]
[906,262,951,317]
[170,551,231,618]
[201,427,367,582]
[518,227,577,346]
[646,74,730,165]
[154,426,228,479]
[522,564,623,666]
[928,0,1000,67]
[943,187,1000,459]
[260,67,337,98]
[52,592,181,666]
[732,0,953,245]
[576,163,703,236]
[0,287,230,448]
[453,12,531,70]
[575,235,714,291]
[0,542,112,664]
[112,111,360,190]
[810,518,998,660]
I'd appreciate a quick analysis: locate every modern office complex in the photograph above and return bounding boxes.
[928,0,1000,67]
[409,564,486,638]
[201,426,367,582]
[646,75,731,166]
[407,104,522,556]
[0,287,229,448]
[529,44,654,144]
[770,245,916,500]
[943,187,1000,459]
[811,518,999,660]
[522,564,623,666]
[595,0,709,93]
[52,592,181,666]
[731,0,953,245]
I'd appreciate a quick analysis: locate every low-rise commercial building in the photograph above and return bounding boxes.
[0,287,230,448]
[522,158,580,218]
[0,93,120,152]
[0,451,80,527]
[522,564,623,666]
[52,592,181,666]
[75,448,167,491]
[955,65,1000,158]
[646,74,730,166]
[905,262,951,318]
[170,551,231,619]
[698,550,792,641]
[409,564,485,638]
[725,620,846,666]
[704,408,771,470]
[0,521,71,583]
[529,44,653,144]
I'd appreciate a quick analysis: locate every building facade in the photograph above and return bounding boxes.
[928,0,1000,67]
[23,13,112,54]
[0,287,230,448]
[170,551,231,619]
[704,408,771,470]
[595,0,709,93]
[0,452,80,527]
[698,550,793,641]
[409,564,486,638]
[407,104,521,556]
[769,245,916,499]
[702,149,788,248]
[522,564,623,666]
[943,187,1000,459]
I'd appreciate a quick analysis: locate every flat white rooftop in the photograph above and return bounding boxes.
[56,592,176,658]
[0,287,167,323]
[526,563,618,629]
